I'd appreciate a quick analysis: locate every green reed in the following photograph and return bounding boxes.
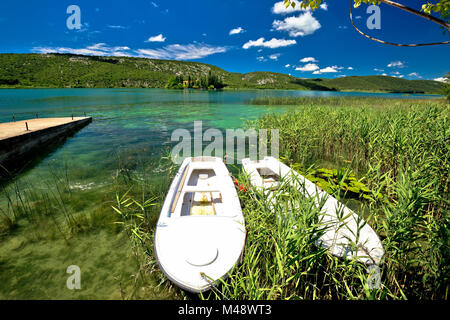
[243,97,448,299]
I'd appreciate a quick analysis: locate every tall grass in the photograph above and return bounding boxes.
[244,97,449,299]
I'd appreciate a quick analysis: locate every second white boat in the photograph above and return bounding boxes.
[242,156,384,265]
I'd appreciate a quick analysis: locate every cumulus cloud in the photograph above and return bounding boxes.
[272,1,328,14]
[434,77,448,83]
[272,1,307,14]
[273,12,321,37]
[408,72,422,78]
[242,37,296,49]
[269,53,281,60]
[387,61,405,68]
[229,27,245,35]
[296,63,319,71]
[319,66,339,73]
[300,57,317,63]
[285,64,291,68]
[146,34,166,42]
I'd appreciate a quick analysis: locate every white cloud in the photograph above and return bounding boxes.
[285,64,291,68]
[273,12,321,37]
[269,53,281,60]
[296,63,319,72]
[146,34,166,42]
[381,73,387,76]
[242,37,296,49]
[319,66,339,73]
[272,1,328,14]
[408,72,422,78]
[313,70,322,75]
[137,43,227,60]
[151,2,158,7]
[229,27,245,35]
[374,68,384,72]
[256,56,267,62]
[347,67,354,70]
[37,42,227,61]
[300,57,317,63]
[33,43,131,57]
[434,77,448,83]
[272,1,307,14]
[387,61,405,68]
[108,25,127,29]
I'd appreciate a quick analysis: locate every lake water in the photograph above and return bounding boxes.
[0,88,439,299]
[0,88,439,188]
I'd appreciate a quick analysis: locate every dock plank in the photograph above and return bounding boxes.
[0,117,90,141]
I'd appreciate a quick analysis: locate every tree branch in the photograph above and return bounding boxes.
[379,0,450,31]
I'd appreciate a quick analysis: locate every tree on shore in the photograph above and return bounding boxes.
[165,72,224,89]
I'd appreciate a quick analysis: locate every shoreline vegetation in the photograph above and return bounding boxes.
[1,96,447,299]
[0,53,446,94]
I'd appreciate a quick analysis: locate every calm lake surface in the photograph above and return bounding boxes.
[0,88,440,299]
[0,88,439,189]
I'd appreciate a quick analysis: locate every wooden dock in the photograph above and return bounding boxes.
[0,117,92,177]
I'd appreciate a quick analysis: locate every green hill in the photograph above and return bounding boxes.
[0,53,444,94]
[318,75,443,94]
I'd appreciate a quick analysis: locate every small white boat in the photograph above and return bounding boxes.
[154,156,246,293]
[242,156,384,265]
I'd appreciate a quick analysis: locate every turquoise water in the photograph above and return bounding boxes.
[0,88,440,188]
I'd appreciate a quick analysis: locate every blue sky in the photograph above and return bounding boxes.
[0,0,448,81]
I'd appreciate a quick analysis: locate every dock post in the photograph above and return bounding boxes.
[12,115,15,122]
[84,112,86,117]
[72,114,74,120]
[25,122,29,131]
[36,113,38,119]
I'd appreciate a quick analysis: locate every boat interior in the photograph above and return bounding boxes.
[256,166,280,190]
[177,168,225,217]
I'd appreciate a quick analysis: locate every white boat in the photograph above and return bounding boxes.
[154,156,246,293]
[242,156,384,265]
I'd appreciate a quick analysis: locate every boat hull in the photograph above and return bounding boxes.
[155,157,246,292]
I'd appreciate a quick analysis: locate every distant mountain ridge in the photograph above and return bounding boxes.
[0,53,444,94]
